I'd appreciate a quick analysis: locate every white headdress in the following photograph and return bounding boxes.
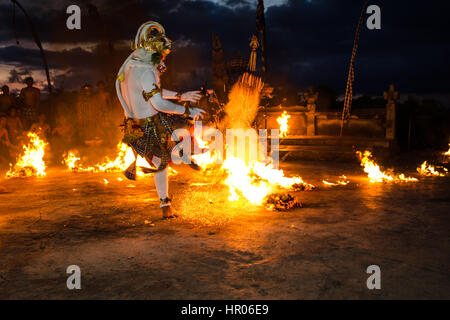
[131,21,172,56]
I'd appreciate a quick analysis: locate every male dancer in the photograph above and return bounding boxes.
[116,21,205,219]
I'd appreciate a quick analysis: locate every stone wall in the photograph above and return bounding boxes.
[256,107,390,139]
[255,85,399,142]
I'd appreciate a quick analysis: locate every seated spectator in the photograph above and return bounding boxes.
[96,80,112,121]
[0,85,15,117]
[50,116,75,163]
[6,107,24,145]
[30,114,51,138]
[51,116,74,145]
[0,116,17,163]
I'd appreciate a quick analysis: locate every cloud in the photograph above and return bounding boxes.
[7,67,32,83]
[0,0,448,95]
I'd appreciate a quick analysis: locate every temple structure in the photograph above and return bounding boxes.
[211,0,398,160]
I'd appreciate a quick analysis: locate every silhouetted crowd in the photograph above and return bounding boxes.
[0,77,123,165]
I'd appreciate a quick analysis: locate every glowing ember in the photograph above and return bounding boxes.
[322,175,350,186]
[356,150,418,183]
[6,132,47,178]
[277,110,291,138]
[417,161,447,176]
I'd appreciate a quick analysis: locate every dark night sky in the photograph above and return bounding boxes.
[0,0,449,98]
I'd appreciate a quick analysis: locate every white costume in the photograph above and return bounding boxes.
[115,21,204,213]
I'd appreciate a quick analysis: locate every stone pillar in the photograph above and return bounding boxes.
[211,33,230,104]
[306,112,316,136]
[304,87,318,136]
[383,83,399,140]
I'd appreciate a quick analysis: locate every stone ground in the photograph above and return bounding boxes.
[0,160,449,299]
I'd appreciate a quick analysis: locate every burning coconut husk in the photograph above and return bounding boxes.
[265,193,303,211]
[356,150,418,183]
[6,132,47,178]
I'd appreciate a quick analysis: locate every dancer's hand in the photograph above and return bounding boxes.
[180,91,202,103]
[189,107,206,120]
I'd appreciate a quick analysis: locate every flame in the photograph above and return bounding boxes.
[6,132,47,178]
[444,144,450,156]
[190,73,312,205]
[63,142,177,176]
[222,157,271,204]
[63,151,80,171]
[356,150,418,183]
[277,110,291,137]
[193,144,313,205]
[222,157,312,205]
[63,143,132,173]
[168,167,178,176]
[192,148,220,170]
[417,161,447,176]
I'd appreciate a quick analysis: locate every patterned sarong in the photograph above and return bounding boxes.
[23,105,37,122]
[122,113,189,180]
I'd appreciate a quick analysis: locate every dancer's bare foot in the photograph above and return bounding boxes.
[161,206,178,219]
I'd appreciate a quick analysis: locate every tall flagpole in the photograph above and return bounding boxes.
[256,0,268,81]
[11,0,52,94]
[340,0,368,136]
